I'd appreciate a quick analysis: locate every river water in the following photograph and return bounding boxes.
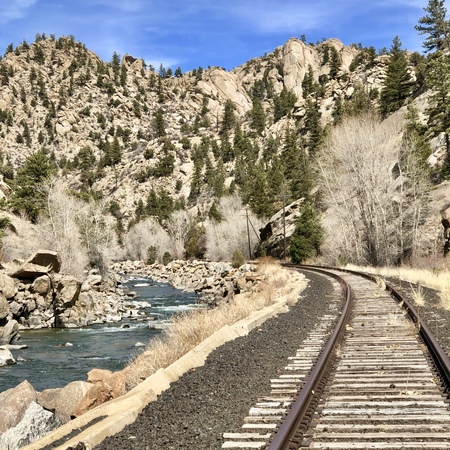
[0,276,199,393]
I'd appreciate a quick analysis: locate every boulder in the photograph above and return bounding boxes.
[55,276,82,309]
[38,381,93,424]
[0,293,8,320]
[257,198,304,258]
[0,380,36,434]
[31,275,52,295]
[0,401,60,450]
[0,347,16,366]
[0,318,19,345]
[10,250,61,280]
[72,370,127,417]
[0,272,16,299]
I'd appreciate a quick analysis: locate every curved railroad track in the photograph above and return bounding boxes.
[222,266,450,450]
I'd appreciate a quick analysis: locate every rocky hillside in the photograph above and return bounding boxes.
[1,33,448,267]
[0,36,396,216]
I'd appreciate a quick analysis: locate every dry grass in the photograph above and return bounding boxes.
[344,262,450,310]
[410,284,425,307]
[123,258,306,389]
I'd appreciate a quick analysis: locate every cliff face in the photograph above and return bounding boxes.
[1,34,446,264]
[0,36,394,216]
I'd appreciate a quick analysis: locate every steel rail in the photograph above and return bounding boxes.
[269,264,450,450]
[340,266,450,395]
[267,266,353,450]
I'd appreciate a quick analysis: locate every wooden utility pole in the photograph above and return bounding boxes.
[246,208,252,259]
[283,193,287,260]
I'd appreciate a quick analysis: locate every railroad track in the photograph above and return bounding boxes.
[222,267,450,450]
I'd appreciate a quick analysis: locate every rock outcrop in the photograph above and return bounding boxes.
[257,199,304,258]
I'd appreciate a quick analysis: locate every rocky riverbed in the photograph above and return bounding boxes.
[0,256,269,449]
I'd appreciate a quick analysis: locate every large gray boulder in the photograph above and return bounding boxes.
[10,250,61,280]
[38,380,93,424]
[0,318,19,345]
[0,272,16,299]
[0,401,60,450]
[55,276,81,309]
[257,198,304,258]
[0,293,8,320]
[0,380,36,434]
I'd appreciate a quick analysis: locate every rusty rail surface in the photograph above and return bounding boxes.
[267,265,450,450]
[267,266,353,450]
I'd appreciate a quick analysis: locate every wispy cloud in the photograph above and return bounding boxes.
[0,0,37,24]
[0,0,433,71]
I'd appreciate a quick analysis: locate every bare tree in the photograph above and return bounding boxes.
[119,216,177,261]
[318,112,430,266]
[205,195,264,261]
[39,179,117,277]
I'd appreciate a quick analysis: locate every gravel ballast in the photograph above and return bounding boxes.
[94,271,336,450]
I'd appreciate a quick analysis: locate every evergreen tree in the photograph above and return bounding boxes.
[151,137,175,177]
[120,64,127,87]
[249,97,266,134]
[415,0,450,52]
[274,87,297,121]
[302,64,314,98]
[153,107,166,137]
[4,43,13,57]
[103,136,122,167]
[9,151,56,222]
[379,36,414,115]
[303,98,323,154]
[424,51,450,172]
[329,46,341,77]
[246,161,272,217]
[221,99,236,135]
[290,202,324,263]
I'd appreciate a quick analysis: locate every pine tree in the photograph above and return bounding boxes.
[250,97,266,134]
[329,46,341,77]
[289,202,324,263]
[153,107,166,137]
[380,36,414,115]
[425,51,450,172]
[415,0,450,52]
[274,87,297,121]
[9,150,57,222]
[221,99,236,135]
[303,98,323,154]
[302,65,315,98]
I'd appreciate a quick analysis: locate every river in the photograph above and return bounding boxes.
[0,276,200,393]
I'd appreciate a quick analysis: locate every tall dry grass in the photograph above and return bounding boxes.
[344,261,450,309]
[123,258,306,389]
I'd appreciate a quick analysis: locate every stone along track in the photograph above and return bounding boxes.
[223,268,450,450]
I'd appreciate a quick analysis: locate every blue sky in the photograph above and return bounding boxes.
[0,0,430,72]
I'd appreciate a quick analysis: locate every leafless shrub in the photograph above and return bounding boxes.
[3,179,117,278]
[205,195,264,261]
[318,112,430,266]
[119,217,175,261]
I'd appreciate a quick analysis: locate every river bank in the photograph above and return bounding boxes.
[0,278,199,393]
[0,258,277,449]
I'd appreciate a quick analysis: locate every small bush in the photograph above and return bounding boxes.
[162,251,172,265]
[231,249,246,268]
[146,245,158,265]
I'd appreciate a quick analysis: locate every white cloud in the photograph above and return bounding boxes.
[0,0,37,23]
